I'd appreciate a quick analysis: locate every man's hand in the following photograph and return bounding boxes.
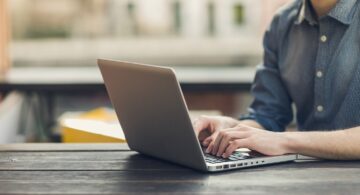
[210,124,291,158]
[192,115,240,148]
[192,115,269,155]
[193,116,360,160]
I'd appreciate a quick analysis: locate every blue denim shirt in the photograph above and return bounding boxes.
[241,0,360,132]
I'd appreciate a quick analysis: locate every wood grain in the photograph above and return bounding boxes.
[0,143,130,152]
[1,143,360,194]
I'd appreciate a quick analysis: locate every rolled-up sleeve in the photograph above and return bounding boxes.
[240,16,293,132]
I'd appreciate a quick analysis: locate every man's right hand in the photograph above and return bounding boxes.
[192,115,240,151]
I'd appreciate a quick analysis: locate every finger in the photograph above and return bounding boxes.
[211,129,235,156]
[205,141,214,153]
[212,127,247,156]
[202,128,228,146]
[203,124,240,147]
[217,131,249,157]
[202,136,213,147]
[223,139,250,158]
[206,131,219,153]
[211,131,225,156]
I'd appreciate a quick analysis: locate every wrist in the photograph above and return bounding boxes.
[282,132,298,154]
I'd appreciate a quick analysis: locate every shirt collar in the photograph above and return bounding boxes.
[328,0,357,25]
[295,0,318,25]
[295,0,358,26]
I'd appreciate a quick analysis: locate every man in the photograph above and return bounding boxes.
[193,0,360,160]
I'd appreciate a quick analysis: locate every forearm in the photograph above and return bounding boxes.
[284,127,360,160]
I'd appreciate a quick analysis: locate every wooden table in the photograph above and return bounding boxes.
[1,143,360,195]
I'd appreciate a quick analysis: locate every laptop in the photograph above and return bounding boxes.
[98,59,298,172]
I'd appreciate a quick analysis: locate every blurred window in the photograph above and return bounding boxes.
[173,1,182,35]
[9,0,290,67]
[234,4,245,26]
[207,2,216,36]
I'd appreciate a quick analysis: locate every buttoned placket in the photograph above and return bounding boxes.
[313,19,330,117]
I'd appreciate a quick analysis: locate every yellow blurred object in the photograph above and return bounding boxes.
[77,107,118,121]
[59,108,222,143]
[60,108,126,143]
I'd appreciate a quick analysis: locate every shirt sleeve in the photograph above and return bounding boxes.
[240,15,293,132]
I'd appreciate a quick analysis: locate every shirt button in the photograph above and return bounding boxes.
[317,105,324,112]
[320,35,327,42]
[316,70,323,78]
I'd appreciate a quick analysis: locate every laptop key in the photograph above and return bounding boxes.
[204,151,253,163]
[206,161,217,164]
[228,157,240,161]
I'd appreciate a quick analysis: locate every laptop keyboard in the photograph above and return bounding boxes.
[203,151,254,164]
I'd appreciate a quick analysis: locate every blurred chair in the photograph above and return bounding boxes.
[0,92,24,143]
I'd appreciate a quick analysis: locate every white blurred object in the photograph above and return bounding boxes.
[188,110,222,120]
[295,154,320,162]
[0,92,25,143]
[136,0,173,35]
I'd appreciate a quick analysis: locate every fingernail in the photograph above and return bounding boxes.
[222,154,227,158]
[205,147,210,153]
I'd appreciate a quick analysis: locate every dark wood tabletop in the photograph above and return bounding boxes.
[1,143,360,195]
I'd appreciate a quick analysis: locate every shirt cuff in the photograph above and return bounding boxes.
[239,114,285,132]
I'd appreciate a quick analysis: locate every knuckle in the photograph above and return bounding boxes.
[238,126,247,131]
[236,124,250,131]
[233,139,241,147]
[211,132,218,139]
[235,124,244,128]
[223,133,231,140]
[226,146,235,154]
[208,142,213,147]
[219,131,226,137]
[247,136,255,143]
[211,135,218,141]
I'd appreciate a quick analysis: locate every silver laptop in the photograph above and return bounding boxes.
[98,59,298,172]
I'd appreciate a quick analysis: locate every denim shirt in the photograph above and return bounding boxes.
[241,0,360,131]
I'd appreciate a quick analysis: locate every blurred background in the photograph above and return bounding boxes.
[0,0,291,143]
[10,0,289,67]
